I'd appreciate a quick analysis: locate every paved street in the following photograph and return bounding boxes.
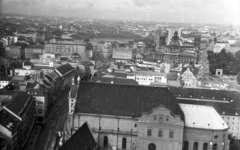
[34,90,69,150]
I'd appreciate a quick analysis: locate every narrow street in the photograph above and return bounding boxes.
[34,90,69,150]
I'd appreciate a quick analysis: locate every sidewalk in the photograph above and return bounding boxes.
[23,125,42,150]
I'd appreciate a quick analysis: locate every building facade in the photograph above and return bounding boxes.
[169,87,240,139]
[180,66,200,88]
[24,45,44,59]
[68,82,229,150]
[0,91,35,150]
[44,43,86,59]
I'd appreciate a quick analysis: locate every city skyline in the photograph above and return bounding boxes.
[1,0,240,25]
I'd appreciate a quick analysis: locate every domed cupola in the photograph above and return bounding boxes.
[168,31,183,46]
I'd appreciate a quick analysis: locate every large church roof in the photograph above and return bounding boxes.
[75,82,184,120]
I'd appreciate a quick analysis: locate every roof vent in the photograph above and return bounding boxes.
[223,98,226,100]
[179,94,181,97]
[193,122,195,124]
[230,100,234,102]
[208,124,210,126]
[222,111,225,114]
[190,95,192,98]
[201,96,203,99]
[235,112,238,116]
[212,97,215,99]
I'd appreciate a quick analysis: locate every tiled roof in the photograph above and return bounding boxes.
[59,122,97,150]
[169,87,240,116]
[76,82,184,120]
[5,91,33,118]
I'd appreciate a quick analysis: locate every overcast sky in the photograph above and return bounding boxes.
[1,0,240,25]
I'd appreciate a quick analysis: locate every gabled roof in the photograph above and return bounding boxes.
[76,82,184,120]
[45,71,60,82]
[55,63,74,77]
[181,66,199,77]
[59,122,97,150]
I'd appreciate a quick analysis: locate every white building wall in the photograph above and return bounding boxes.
[221,115,240,139]
[73,114,138,150]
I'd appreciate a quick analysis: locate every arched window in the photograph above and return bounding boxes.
[184,141,189,150]
[193,142,198,150]
[203,143,208,150]
[158,130,162,137]
[147,129,152,136]
[169,131,174,138]
[159,116,163,123]
[148,143,156,150]
[213,143,217,150]
[122,138,127,149]
[103,136,108,148]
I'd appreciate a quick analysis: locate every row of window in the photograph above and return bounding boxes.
[183,141,219,150]
[147,129,174,138]
[103,136,128,149]
[147,58,195,63]
[222,117,240,120]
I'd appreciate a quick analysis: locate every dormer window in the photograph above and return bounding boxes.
[236,112,238,116]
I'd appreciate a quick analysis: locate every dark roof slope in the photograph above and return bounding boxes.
[59,122,97,150]
[55,63,74,78]
[5,91,33,117]
[76,82,184,120]
[169,87,240,116]
[169,87,237,101]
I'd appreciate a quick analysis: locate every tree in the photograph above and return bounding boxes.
[237,72,240,84]
[235,50,240,59]
[229,134,240,150]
